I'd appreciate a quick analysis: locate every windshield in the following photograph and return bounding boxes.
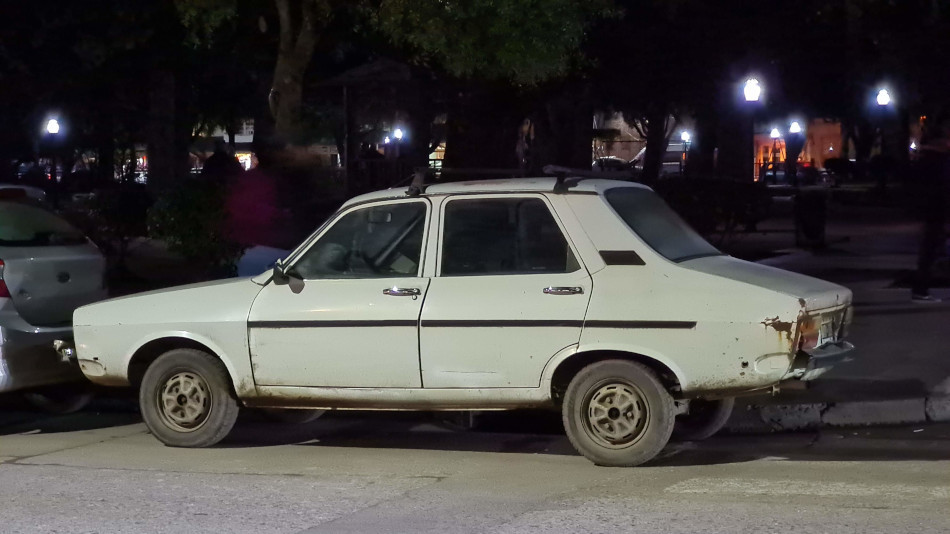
[604,187,721,262]
[0,201,87,247]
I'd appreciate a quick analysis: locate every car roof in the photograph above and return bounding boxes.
[343,177,649,207]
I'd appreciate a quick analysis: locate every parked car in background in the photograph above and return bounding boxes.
[631,143,688,178]
[0,198,107,411]
[0,183,47,204]
[70,177,853,466]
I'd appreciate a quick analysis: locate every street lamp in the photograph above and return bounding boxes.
[393,128,404,141]
[744,78,762,102]
[384,136,391,144]
[46,118,61,135]
[789,121,803,134]
[876,88,892,107]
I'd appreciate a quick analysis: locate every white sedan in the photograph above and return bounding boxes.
[71,177,853,466]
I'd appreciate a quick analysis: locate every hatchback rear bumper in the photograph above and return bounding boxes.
[782,341,855,382]
[0,312,83,393]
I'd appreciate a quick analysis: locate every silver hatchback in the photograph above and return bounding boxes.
[0,199,107,408]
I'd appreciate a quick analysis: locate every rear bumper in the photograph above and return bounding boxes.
[0,312,84,393]
[783,341,855,382]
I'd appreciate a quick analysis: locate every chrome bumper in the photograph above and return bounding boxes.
[783,341,855,382]
[0,318,84,394]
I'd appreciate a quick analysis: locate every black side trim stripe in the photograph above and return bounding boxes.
[586,320,696,329]
[250,319,696,329]
[599,250,646,266]
[421,320,583,328]
[249,320,417,328]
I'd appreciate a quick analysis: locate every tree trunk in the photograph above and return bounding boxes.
[639,108,673,185]
[270,0,319,144]
[96,109,115,186]
[146,68,176,193]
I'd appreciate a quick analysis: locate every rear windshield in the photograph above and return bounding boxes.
[604,188,721,262]
[0,201,87,246]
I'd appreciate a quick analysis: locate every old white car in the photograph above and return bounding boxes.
[71,177,853,466]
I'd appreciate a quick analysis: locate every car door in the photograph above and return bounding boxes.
[419,194,592,388]
[248,199,431,388]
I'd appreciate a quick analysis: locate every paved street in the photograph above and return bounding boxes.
[2,403,949,534]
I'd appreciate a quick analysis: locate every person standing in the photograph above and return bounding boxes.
[911,116,950,302]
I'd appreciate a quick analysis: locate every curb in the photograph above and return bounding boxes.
[725,395,950,434]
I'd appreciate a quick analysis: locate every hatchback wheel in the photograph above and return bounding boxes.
[672,397,735,442]
[139,349,239,448]
[562,360,674,467]
[23,383,94,414]
[261,409,325,424]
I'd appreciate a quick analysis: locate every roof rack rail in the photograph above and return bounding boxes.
[542,165,608,193]
[405,167,432,197]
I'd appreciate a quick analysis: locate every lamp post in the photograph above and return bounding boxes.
[786,121,806,187]
[679,131,691,176]
[44,117,61,207]
[768,127,781,182]
[743,78,763,181]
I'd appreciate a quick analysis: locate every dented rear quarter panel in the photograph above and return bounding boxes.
[73,278,263,396]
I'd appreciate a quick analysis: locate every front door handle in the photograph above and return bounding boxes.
[383,287,421,297]
[543,286,584,296]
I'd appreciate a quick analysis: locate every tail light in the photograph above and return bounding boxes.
[0,259,10,298]
[797,315,819,351]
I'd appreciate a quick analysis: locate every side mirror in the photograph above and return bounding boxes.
[272,259,290,286]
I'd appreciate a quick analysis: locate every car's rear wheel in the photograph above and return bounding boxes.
[562,360,674,467]
[672,397,735,441]
[139,349,239,448]
[261,409,325,424]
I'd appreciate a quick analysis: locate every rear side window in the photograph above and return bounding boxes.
[0,201,86,247]
[441,197,579,276]
[605,187,721,262]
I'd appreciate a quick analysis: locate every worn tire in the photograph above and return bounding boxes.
[261,409,325,425]
[562,360,674,467]
[23,383,94,414]
[139,349,239,448]
[672,397,735,442]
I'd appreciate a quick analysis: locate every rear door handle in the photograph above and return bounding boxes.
[383,287,421,297]
[543,286,583,295]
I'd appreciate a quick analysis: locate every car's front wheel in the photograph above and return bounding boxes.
[139,349,239,448]
[562,360,674,467]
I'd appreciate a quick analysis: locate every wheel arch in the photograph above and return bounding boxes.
[126,334,246,395]
[547,349,685,407]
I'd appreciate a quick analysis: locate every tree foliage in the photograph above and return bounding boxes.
[377,0,615,85]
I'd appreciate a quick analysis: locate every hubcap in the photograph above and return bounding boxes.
[584,381,649,449]
[158,372,212,432]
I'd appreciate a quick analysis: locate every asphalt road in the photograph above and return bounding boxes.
[1,401,949,534]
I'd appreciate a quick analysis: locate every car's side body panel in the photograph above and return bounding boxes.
[418,193,593,388]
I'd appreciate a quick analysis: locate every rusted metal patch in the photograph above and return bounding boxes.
[761,316,794,341]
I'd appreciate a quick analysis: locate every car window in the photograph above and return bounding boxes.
[291,201,426,279]
[0,201,87,247]
[604,187,721,262]
[440,197,579,276]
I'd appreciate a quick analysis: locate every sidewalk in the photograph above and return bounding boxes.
[723,197,950,433]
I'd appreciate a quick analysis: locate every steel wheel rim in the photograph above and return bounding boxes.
[158,371,212,432]
[582,380,650,449]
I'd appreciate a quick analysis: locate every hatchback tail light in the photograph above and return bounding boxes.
[0,259,10,298]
